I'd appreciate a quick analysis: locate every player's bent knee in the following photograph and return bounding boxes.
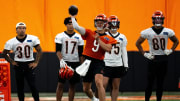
[95,80,103,88]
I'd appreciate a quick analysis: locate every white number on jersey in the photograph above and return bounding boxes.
[92,40,99,52]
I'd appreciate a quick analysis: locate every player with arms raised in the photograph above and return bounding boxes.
[69,5,117,101]
[136,11,179,101]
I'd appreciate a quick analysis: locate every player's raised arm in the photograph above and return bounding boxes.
[71,17,86,35]
[69,5,86,35]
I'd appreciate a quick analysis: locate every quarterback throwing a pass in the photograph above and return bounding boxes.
[70,13,117,101]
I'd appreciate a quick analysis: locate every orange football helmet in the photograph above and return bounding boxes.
[108,15,120,29]
[152,10,165,26]
[94,14,107,29]
[59,64,74,79]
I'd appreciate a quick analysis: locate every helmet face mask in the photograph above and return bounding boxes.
[108,15,120,32]
[94,14,107,30]
[152,11,165,27]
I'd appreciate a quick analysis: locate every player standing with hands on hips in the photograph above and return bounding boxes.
[69,5,117,101]
[103,15,129,101]
[136,11,179,101]
[2,22,42,101]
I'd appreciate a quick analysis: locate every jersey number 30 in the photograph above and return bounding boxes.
[16,45,31,58]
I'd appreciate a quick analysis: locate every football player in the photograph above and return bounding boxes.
[70,13,117,101]
[55,17,84,101]
[136,10,179,101]
[2,22,42,101]
[103,15,128,101]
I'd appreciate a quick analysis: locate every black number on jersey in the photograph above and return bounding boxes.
[16,45,31,58]
[152,38,165,50]
[109,44,120,55]
[65,41,77,54]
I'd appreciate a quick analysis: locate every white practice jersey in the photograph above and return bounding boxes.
[141,27,175,55]
[104,32,127,67]
[4,35,40,62]
[55,32,84,62]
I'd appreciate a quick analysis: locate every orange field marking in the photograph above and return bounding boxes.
[11,95,180,101]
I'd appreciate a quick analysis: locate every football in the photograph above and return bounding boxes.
[69,5,78,16]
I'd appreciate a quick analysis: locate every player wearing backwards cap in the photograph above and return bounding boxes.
[70,13,117,101]
[2,22,42,101]
[136,10,179,101]
[103,15,129,101]
[55,17,84,101]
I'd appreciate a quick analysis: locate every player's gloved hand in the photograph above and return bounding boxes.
[144,53,154,60]
[164,49,173,55]
[60,59,67,68]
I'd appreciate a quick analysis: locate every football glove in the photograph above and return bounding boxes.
[60,59,67,68]
[144,53,154,60]
[59,64,74,79]
[164,49,173,55]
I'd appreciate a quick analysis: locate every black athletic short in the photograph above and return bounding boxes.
[103,66,126,78]
[147,55,168,77]
[82,55,105,82]
[58,62,80,84]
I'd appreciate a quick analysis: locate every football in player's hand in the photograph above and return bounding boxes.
[69,5,78,16]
